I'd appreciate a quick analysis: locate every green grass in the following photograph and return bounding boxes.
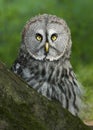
[76,65,93,120]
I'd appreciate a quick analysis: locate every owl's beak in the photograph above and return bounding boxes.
[45,42,49,53]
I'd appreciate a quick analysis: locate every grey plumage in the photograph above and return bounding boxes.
[11,14,82,116]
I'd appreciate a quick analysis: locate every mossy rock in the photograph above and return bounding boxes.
[0,61,90,130]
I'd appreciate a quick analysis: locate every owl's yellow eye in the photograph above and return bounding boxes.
[51,34,57,41]
[36,33,42,41]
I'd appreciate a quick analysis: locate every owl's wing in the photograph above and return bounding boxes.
[11,59,22,76]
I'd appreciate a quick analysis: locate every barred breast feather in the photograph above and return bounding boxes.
[11,53,82,116]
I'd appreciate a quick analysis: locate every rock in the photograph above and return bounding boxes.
[0,61,90,130]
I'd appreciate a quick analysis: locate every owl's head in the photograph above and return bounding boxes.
[22,14,72,61]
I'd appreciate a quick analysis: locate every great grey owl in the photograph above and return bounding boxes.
[11,14,82,116]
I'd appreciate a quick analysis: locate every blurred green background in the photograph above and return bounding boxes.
[0,0,93,120]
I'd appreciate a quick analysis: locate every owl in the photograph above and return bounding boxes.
[11,14,82,116]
